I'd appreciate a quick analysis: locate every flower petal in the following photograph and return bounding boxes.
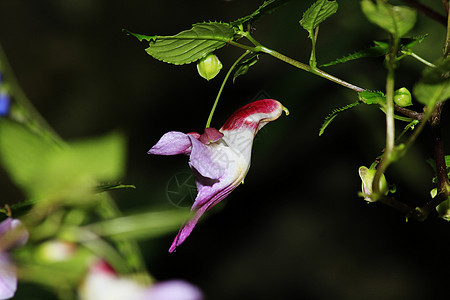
[198,127,224,145]
[187,136,224,180]
[170,159,244,252]
[221,99,286,132]
[0,218,29,251]
[147,131,192,155]
[144,280,203,300]
[0,254,17,300]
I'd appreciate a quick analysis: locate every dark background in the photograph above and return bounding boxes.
[1,0,449,299]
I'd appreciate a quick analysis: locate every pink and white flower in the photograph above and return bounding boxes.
[148,99,289,252]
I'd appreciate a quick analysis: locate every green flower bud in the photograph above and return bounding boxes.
[197,53,223,81]
[394,87,412,107]
[358,166,388,202]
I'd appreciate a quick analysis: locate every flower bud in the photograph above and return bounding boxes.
[394,87,412,107]
[358,166,388,202]
[196,53,222,81]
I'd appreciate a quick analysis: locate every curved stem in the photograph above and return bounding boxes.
[205,50,250,128]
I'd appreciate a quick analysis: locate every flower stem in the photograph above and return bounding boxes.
[205,50,250,128]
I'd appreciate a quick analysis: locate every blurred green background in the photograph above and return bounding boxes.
[1,0,449,299]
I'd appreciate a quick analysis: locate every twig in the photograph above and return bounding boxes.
[399,0,447,26]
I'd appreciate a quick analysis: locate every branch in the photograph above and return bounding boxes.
[399,0,447,26]
[431,102,450,196]
[394,104,425,120]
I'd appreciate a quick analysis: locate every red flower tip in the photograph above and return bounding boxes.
[220,99,285,131]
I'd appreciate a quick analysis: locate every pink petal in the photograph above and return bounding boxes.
[169,171,238,253]
[198,127,224,145]
[147,131,192,155]
[0,254,17,300]
[144,280,203,300]
[0,218,28,250]
[221,99,284,132]
[187,136,224,180]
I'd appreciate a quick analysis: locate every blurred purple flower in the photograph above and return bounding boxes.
[79,260,203,300]
[0,93,10,117]
[148,99,289,252]
[144,280,203,300]
[0,218,29,300]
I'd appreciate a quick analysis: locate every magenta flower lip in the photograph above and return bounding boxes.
[148,99,288,252]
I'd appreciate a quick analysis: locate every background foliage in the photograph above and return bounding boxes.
[1,0,449,299]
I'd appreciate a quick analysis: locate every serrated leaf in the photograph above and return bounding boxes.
[413,58,450,106]
[126,22,235,65]
[123,29,156,42]
[319,101,359,136]
[321,36,426,67]
[320,41,388,67]
[300,0,338,37]
[233,53,260,83]
[358,90,385,105]
[361,0,416,38]
[230,0,291,29]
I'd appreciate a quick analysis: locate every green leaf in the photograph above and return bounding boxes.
[358,90,385,105]
[319,101,359,136]
[413,58,450,106]
[233,53,260,83]
[320,41,388,67]
[300,0,338,37]
[230,0,291,29]
[437,198,450,221]
[126,22,235,65]
[0,120,126,203]
[360,0,416,38]
[321,37,426,67]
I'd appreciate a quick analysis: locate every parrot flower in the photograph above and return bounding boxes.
[148,99,289,252]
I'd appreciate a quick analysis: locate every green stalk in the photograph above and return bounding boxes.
[229,35,365,93]
[259,46,365,92]
[205,50,250,128]
[372,38,399,196]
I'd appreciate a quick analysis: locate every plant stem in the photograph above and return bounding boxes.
[205,50,250,128]
[445,4,450,57]
[372,37,399,196]
[399,0,447,25]
[431,102,450,196]
[259,46,365,92]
